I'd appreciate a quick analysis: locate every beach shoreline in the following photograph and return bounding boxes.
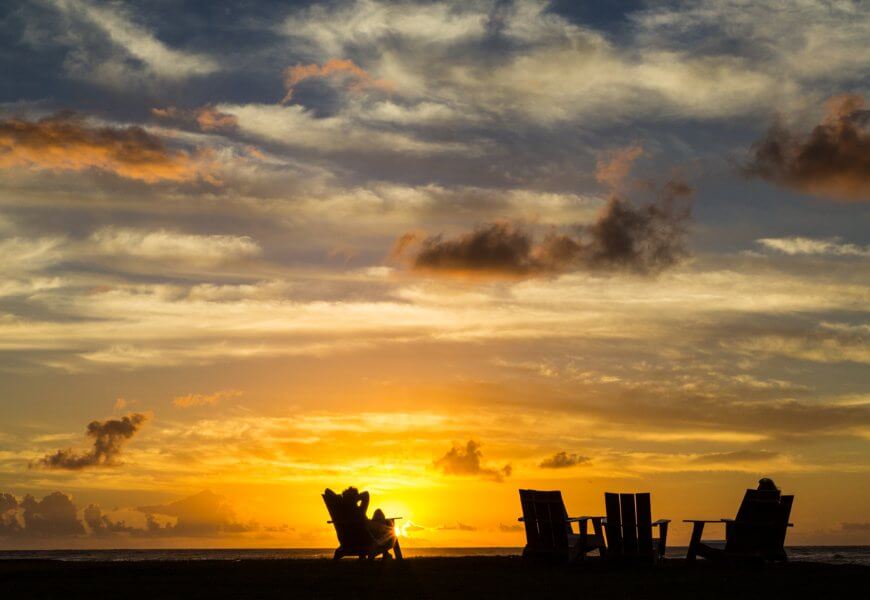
[3,556,868,599]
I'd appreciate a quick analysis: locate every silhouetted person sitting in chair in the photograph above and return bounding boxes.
[323,487,401,559]
[757,477,778,492]
[339,486,369,518]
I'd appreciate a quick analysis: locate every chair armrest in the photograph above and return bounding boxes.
[518,517,524,522]
[566,516,604,523]
[651,519,671,526]
[328,516,403,524]
[682,519,726,524]
[787,523,794,527]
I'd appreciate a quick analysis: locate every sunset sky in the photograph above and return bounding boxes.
[0,0,868,549]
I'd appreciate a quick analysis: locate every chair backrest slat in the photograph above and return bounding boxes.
[619,493,638,555]
[635,492,653,556]
[604,492,623,555]
[519,489,540,548]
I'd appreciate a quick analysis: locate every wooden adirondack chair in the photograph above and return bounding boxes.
[602,492,670,562]
[685,489,794,562]
[517,489,605,561]
[322,491,403,560]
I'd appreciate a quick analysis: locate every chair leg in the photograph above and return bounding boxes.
[333,548,343,560]
[592,518,606,557]
[686,522,704,562]
[394,539,403,560]
[658,522,669,560]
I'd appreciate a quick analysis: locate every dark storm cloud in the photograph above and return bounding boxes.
[83,504,138,535]
[20,492,85,536]
[539,451,590,469]
[394,184,692,279]
[745,94,870,202]
[0,491,84,537]
[0,493,21,535]
[0,490,257,539]
[0,493,16,513]
[433,440,512,482]
[0,113,203,182]
[35,413,148,470]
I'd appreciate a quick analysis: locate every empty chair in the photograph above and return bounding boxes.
[602,492,670,562]
[517,489,605,562]
[685,488,794,562]
[322,489,403,560]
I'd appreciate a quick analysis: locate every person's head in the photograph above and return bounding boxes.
[757,477,779,491]
[341,486,360,500]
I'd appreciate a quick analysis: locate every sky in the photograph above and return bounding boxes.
[0,0,868,549]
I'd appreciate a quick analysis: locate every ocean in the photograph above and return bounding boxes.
[0,546,868,565]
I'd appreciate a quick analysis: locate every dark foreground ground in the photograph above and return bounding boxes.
[2,557,868,599]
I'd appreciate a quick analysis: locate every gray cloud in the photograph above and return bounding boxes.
[35,413,148,470]
[539,451,591,469]
[841,522,870,532]
[499,523,523,532]
[433,440,512,482]
[745,94,870,202]
[394,184,692,279]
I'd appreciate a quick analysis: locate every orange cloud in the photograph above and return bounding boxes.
[152,105,238,132]
[0,113,204,183]
[596,143,644,190]
[745,94,870,202]
[173,389,242,408]
[282,59,394,103]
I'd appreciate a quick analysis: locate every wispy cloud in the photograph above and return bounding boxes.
[50,0,217,86]
[173,390,242,409]
[90,228,261,263]
[757,237,870,257]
